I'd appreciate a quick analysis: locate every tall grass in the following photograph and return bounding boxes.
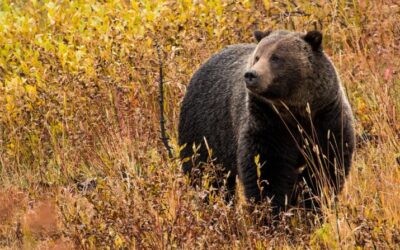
[0,0,399,248]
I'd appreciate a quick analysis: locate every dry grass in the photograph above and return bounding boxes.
[0,0,399,249]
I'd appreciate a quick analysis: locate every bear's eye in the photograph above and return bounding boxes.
[270,54,282,63]
[254,56,260,62]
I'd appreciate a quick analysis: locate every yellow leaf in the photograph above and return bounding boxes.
[25,84,37,98]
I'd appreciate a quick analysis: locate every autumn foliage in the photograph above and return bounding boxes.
[0,0,399,248]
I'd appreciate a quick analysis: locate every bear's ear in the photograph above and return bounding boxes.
[253,30,271,42]
[304,30,323,51]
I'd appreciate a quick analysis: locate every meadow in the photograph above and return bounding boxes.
[0,0,399,249]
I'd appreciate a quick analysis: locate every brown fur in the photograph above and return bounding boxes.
[179,30,355,213]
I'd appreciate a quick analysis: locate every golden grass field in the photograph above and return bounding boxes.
[0,0,399,249]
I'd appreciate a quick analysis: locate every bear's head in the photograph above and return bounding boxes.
[245,30,335,110]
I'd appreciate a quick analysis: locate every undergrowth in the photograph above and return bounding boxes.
[0,0,399,249]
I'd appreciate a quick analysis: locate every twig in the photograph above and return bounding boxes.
[155,41,173,158]
[270,10,310,18]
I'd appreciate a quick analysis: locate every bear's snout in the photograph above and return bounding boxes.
[244,70,259,87]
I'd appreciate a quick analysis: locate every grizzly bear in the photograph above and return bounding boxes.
[178,30,355,212]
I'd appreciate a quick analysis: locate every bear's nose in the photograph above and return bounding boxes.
[244,70,259,86]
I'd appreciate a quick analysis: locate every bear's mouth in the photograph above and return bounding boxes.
[245,81,260,91]
[246,84,285,105]
[246,84,265,97]
[261,88,282,100]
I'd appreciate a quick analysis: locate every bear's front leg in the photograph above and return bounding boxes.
[237,133,263,203]
[300,104,355,211]
[237,129,300,212]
